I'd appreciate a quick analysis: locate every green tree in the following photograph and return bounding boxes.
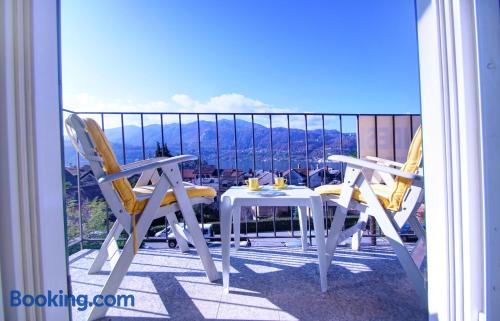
[65,198,80,241]
[84,198,108,238]
[155,142,172,157]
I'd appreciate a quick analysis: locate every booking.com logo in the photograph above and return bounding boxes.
[10,290,135,311]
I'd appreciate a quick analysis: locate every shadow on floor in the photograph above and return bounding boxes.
[69,241,427,321]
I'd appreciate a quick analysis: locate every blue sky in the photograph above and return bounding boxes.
[61,0,420,117]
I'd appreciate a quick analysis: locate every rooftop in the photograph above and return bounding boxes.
[69,238,427,321]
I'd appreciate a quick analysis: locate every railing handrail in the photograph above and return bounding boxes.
[62,108,420,117]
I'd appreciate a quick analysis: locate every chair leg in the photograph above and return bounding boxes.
[88,173,180,320]
[325,201,349,270]
[89,221,123,274]
[165,211,190,253]
[408,214,426,242]
[325,168,361,269]
[87,212,154,320]
[298,206,309,251]
[164,164,219,282]
[357,179,427,305]
[310,196,328,292]
[407,214,426,269]
[164,200,217,283]
[352,211,368,251]
[177,198,219,281]
[233,206,242,251]
[221,196,233,293]
[87,235,134,320]
[375,209,428,304]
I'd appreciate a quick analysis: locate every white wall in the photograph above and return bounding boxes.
[0,0,69,320]
[475,0,500,319]
[417,0,498,320]
[32,0,71,319]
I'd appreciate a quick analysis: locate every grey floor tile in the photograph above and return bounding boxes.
[69,241,428,321]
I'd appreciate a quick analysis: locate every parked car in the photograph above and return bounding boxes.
[399,223,425,242]
[155,223,214,248]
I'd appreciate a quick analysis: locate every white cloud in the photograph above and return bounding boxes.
[64,93,170,114]
[65,92,292,114]
[168,94,332,129]
[171,93,293,115]
[63,92,326,129]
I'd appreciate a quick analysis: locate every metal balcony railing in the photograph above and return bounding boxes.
[62,109,421,253]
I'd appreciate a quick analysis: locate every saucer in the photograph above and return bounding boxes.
[258,190,286,197]
[272,184,288,190]
[247,186,263,192]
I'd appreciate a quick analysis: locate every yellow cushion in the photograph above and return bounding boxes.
[315,184,392,208]
[83,118,137,213]
[83,118,216,215]
[387,126,422,211]
[316,126,422,212]
[132,185,217,214]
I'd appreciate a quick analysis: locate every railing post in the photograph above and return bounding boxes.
[121,114,126,164]
[233,114,239,187]
[339,115,344,180]
[140,113,145,160]
[370,116,379,245]
[76,150,83,250]
[215,114,222,233]
[269,115,277,237]
[322,115,328,235]
[251,115,258,237]
[304,115,313,245]
[287,115,293,237]
[197,114,204,229]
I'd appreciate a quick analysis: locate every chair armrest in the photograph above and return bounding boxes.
[364,156,404,168]
[328,155,422,180]
[98,155,197,183]
[120,157,170,170]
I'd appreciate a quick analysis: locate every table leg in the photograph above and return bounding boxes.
[310,196,327,292]
[298,206,309,251]
[233,205,242,251]
[220,197,233,293]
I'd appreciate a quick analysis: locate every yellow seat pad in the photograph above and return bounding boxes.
[316,126,422,212]
[132,185,216,214]
[315,184,393,209]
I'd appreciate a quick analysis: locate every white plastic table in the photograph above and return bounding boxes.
[220,185,327,293]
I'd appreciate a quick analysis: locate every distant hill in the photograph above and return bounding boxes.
[64,118,357,171]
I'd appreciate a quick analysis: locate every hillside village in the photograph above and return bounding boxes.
[64,164,342,225]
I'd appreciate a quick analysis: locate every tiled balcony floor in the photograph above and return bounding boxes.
[69,238,428,321]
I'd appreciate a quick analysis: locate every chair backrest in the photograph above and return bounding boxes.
[387,126,423,211]
[65,114,137,214]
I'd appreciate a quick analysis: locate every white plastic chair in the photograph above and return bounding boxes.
[316,127,427,303]
[65,114,220,320]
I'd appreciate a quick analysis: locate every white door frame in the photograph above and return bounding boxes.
[32,0,71,320]
[0,0,69,320]
[1,0,497,321]
[416,0,499,320]
[475,0,500,319]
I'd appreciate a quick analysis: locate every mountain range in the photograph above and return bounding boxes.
[64,118,357,171]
